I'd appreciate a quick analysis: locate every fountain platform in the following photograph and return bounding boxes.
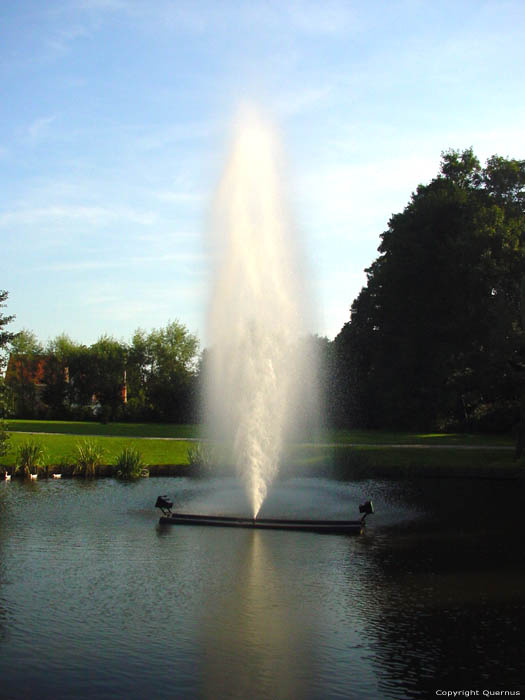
[155,497,374,535]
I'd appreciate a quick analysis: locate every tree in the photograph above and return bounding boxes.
[0,291,16,456]
[61,343,95,411]
[127,321,199,422]
[334,149,525,432]
[5,329,44,418]
[0,290,16,352]
[89,336,128,421]
[9,329,43,355]
[50,336,128,420]
[514,279,525,457]
[41,334,77,416]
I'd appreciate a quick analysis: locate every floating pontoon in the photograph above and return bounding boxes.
[155,496,374,535]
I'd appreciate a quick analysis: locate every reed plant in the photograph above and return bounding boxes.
[14,441,47,478]
[115,446,146,480]
[54,456,74,477]
[73,440,104,478]
[187,442,214,475]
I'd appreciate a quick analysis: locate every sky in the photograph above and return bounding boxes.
[1,0,524,350]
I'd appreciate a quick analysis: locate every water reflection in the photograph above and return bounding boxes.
[355,479,525,698]
[197,531,313,699]
[0,482,10,643]
[0,476,523,699]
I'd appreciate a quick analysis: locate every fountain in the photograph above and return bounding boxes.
[156,105,373,533]
[205,104,307,518]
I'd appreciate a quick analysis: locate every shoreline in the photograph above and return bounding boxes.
[4,458,522,481]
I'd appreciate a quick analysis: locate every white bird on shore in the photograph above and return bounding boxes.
[52,474,62,479]
[30,473,38,480]
[4,471,11,481]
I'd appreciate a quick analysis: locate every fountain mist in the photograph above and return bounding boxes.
[206,106,312,518]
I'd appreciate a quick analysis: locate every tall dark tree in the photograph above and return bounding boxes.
[334,149,525,432]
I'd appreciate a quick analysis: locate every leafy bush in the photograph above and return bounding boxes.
[115,446,146,480]
[0,379,13,458]
[73,439,104,478]
[15,441,47,478]
[0,419,9,459]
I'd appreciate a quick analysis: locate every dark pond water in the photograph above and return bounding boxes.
[0,474,524,699]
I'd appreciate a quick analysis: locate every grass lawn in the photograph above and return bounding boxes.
[285,443,520,479]
[3,420,519,478]
[6,419,200,439]
[324,428,514,446]
[7,419,514,446]
[0,432,193,470]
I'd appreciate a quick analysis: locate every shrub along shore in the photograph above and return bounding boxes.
[1,420,520,480]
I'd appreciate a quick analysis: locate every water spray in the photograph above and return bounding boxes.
[205,105,307,517]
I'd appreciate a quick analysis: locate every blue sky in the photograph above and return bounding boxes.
[2,0,524,349]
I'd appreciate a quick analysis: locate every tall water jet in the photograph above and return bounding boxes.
[206,106,312,518]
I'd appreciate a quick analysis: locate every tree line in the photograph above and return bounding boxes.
[2,322,200,424]
[1,148,524,438]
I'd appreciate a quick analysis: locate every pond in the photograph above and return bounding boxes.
[0,474,524,699]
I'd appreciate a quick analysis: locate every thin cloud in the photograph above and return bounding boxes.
[271,86,333,119]
[295,154,439,235]
[37,252,206,272]
[82,282,206,325]
[152,190,204,204]
[134,230,202,247]
[286,0,359,35]
[83,298,168,323]
[27,116,56,140]
[70,0,359,36]
[133,121,218,151]
[0,205,158,227]
[44,23,90,55]
[72,0,128,10]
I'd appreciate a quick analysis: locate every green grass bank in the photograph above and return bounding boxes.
[2,420,520,479]
[6,419,514,445]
